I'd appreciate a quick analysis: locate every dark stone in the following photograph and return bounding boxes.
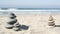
[13,24,22,31]
[10,13,16,16]
[14,24,21,28]
[6,27,13,29]
[7,19,17,25]
[10,16,16,19]
[9,13,16,19]
[21,25,29,30]
[5,25,13,29]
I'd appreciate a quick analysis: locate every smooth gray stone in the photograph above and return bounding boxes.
[7,19,17,25]
[21,25,29,30]
[9,13,16,19]
[13,27,20,31]
[13,23,21,31]
[13,23,21,28]
[5,24,13,29]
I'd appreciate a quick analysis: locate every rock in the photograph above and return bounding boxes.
[48,21,54,23]
[5,24,13,29]
[49,15,53,21]
[13,27,20,31]
[7,19,17,25]
[14,23,21,27]
[48,22,55,26]
[21,25,29,30]
[48,15,55,26]
[13,23,21,31]
[9,16,16,19]
[9,13,16,19]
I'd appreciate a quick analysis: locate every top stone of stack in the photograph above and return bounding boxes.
[48,15,55,26]
[49,15,54,21]
[9,13,16,19]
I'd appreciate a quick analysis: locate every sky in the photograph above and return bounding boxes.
[0,0,60,8]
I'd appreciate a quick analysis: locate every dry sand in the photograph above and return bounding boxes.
[0,14,60,34]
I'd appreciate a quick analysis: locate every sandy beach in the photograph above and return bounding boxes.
[0,14,60,34]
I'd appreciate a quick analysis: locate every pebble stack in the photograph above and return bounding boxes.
[5,12,29,31]
[5,13,21,31]
[48,15,55,26]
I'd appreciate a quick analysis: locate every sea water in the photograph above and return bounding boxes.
[0,8,60,16]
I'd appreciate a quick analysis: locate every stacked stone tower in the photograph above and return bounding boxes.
[5,12,29,31]
[5,13,21,31]
[48,15,55,26]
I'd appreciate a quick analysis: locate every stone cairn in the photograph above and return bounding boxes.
[5,13,29,31]
[5,13,21,31]
[48,15,55,26]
